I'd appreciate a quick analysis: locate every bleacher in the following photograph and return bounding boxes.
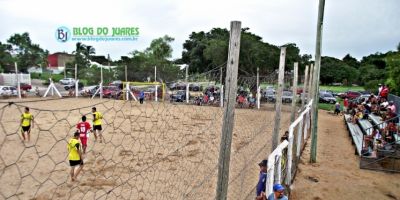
[344,114,363,155]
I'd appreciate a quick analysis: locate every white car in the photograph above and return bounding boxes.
[0,86,18,96]
[59,78,76,85]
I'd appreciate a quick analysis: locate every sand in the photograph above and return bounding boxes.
[0,97,292,200]
[291,110,400,200]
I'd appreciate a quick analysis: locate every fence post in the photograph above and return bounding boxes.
[15,62,21,99]
[307,64,314,105]
[272,47,286,151]
[186,65,189,104]
[290,62,298,123]
[302,65,309,109]
[311,0,326,163]
[215,21,241,200]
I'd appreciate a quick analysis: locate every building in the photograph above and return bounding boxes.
[47,52,74,68]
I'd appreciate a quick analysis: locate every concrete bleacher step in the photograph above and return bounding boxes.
[344,114,363,156]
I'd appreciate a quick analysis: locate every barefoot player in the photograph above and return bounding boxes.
[67,131,83,181]
[76,115,91,154]
[20,107,34,142]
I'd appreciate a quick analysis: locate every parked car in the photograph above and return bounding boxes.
[282,91,293,103]
[340,91,361,99]
[80,85,99,96]
[64,82,84,90]
[19,83,32,91]
[102,86,121,98]
[319,93,337,104]
[263,90,276,102]
[59,78,76,85]
[0,86,18,96]
[170,90,186,102]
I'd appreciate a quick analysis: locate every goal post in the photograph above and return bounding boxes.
[122,81,166,101]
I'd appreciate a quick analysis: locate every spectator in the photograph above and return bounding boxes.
[139,90,145,104]
[343,98,349,114]
[267,184,288,200]
[378,84,383,95]
[280,131,289,142]
[256,159,268,200]
[380,84,389,100]
[334,102,341,115]
[352,109,363,124]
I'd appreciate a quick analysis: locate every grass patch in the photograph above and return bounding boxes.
[319,85,364,93]
[318,103,335,111]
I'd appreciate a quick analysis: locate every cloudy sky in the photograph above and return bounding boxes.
[0,0,399,61]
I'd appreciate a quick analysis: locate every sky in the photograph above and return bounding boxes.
[0,0,399,61]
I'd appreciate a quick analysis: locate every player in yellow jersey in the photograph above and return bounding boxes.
[20,107,34,142]
[92,107,104,143]
[67,131,83,181]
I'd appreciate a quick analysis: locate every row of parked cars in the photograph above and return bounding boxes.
[0,84,32,96]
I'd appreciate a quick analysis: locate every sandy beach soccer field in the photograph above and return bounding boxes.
[0,98,292,200]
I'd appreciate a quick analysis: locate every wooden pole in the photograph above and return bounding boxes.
[257,67,260,109]
[272,47,286,151]
[186,65,189,104]
[290,62,299,123]
[311,0,326,163]
[302,65,309,110]
[307,63,314,103]
[74,64,77,81]
[125,65,128,82]
[15,62,21,99]
[215,21,241,200]
[155,66,158,102]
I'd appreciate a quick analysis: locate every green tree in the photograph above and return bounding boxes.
[385,52,400,95]
[6,32,48,72]
[0,42,13,72]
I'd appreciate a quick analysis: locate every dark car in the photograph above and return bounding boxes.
[19,83,32,91]
[319,93,336,104]
[102,86,121,98]
[170,90,186,102]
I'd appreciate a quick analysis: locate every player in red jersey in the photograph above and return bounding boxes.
[76,115,92,154]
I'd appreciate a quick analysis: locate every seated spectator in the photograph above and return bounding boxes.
[267,184,288,200]
[280,131,289,142]
[385,122,397,143]
[238,95,246,108]
[256,159,268,200]
[352,109,363,124]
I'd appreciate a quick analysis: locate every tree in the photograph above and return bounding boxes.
[6,32,48,72]
[385,52,400,95]
[0,42,13,72]
[342,54,359,68]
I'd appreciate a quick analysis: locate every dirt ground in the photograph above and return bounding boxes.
[0,98,292,200]
[291,110,400,200]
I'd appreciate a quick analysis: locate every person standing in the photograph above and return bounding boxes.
[343,98,349,114]
[139,90,145,104]
[256,159,268,200]
[267,184,288,200]
[92,107,104,143]
[20,107,34,142]
[76,115,91,154]
[67,131,83,181]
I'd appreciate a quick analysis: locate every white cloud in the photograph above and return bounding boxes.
[0,0,399,61]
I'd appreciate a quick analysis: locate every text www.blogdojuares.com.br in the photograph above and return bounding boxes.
[71,36,138,42]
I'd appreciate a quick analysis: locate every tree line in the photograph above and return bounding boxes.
[0,31,399,94]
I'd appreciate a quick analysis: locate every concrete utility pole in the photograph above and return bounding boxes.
[186,65,189,103]
[272,47,286,151]
[125,65,128,82]
[310,0,326,163]
[257,67,260,109]
[215,21,241,200]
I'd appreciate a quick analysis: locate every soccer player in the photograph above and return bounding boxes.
[20,107,34,142]
[67,131,83,181]
[76,115,91,154]
[92,107,104,143]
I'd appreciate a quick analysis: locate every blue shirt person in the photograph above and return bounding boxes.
[256,159,268,199]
